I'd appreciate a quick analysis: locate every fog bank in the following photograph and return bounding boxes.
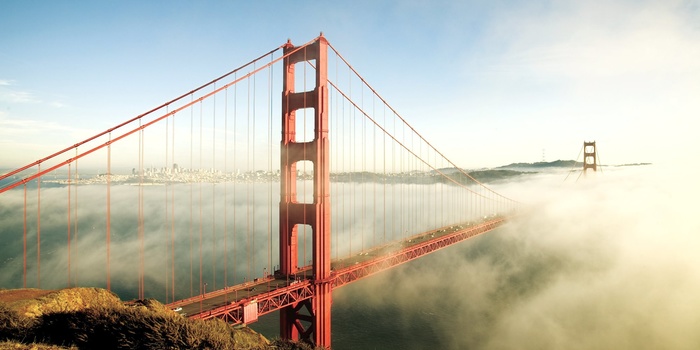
[332,166,700,349]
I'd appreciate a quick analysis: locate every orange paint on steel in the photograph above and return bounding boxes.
[279,34,332,347]
[140,126,145,299]
[224,87,229,302]
[171,112,177,303]
[36,165,41,288]
[189,97,194,299]
[199,101,204,311]
[73,150,79,286]
[67,163,71,287]
[211,89,216,293]
[23,184,27,288]
[106,136,111,291]
[231,85,236,296]
[246,75,252,283]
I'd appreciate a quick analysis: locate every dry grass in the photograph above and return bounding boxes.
[0,288,271,349]
[0,289,55,304]
[0,340,76,349]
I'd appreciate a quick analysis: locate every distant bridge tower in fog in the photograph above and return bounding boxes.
[583,141,598,173]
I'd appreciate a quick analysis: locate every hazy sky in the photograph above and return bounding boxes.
[1,0,699,169]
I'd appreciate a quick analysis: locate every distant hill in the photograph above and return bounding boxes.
[330,168,532,185]
[497,160,582,169]
[498,160,652,169]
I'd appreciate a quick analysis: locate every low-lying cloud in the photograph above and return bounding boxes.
[332,166,700,349]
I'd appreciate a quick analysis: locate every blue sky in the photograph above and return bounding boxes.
[1,0,699,169]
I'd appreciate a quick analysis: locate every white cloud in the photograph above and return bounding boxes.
[0,79,41,104]
[4,91,40,103]
[50,101,68,108]
[0,116,97,168]
[0,80,68,107]
[333,166,700,349]
[477,1,700,80]
[0,118,76,134]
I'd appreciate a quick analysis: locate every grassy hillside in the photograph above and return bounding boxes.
[0,288,317,350]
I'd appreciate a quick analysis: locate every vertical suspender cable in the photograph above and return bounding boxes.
[472,177,476,221]
[224,87,228,293]
[350,64,354,255]
[412,124,416,233]
[171,108,176,302]
[250,62,257,278]
[400,119,404,239]
[246,70,251,281]
[189,95,194,297]
[212,83,217,291]
[233,73,237,285]
[139,120,145,299]
[353,90,358,252]
[164,110,169,302]
[67,163,71,287]
[37,164,41,288]
[382,104,386,244]
[441,155,445,226]
[199,101,204,296]
[106,133,111,291]
[330,54,336,261]
[372,93,376,249]
[361,83,366,252]
[139,123,143,298]
[23,184,27,288]
[198,94,203,307]
[346,74,352,256]
[267,55,273,277]
[391,112,396,241]
[74,148,79,286]
[302,50,308,267]
[433,150,437,231]
[339,65,352,257]
[420,137,423,233]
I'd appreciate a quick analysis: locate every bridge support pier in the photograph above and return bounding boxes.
[279,35,332,347]
[583,141,597,173]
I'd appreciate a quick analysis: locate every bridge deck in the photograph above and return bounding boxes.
[167,216,506,324]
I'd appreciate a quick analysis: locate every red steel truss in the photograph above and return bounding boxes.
[188,281,315,324]
[183,217,506,326]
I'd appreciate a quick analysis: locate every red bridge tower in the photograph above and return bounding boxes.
[583,141,597,173]
[279,35,332,347]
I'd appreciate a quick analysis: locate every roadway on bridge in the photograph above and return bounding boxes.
[170,217,506,322]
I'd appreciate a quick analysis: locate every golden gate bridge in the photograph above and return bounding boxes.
[0,34,519,347]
